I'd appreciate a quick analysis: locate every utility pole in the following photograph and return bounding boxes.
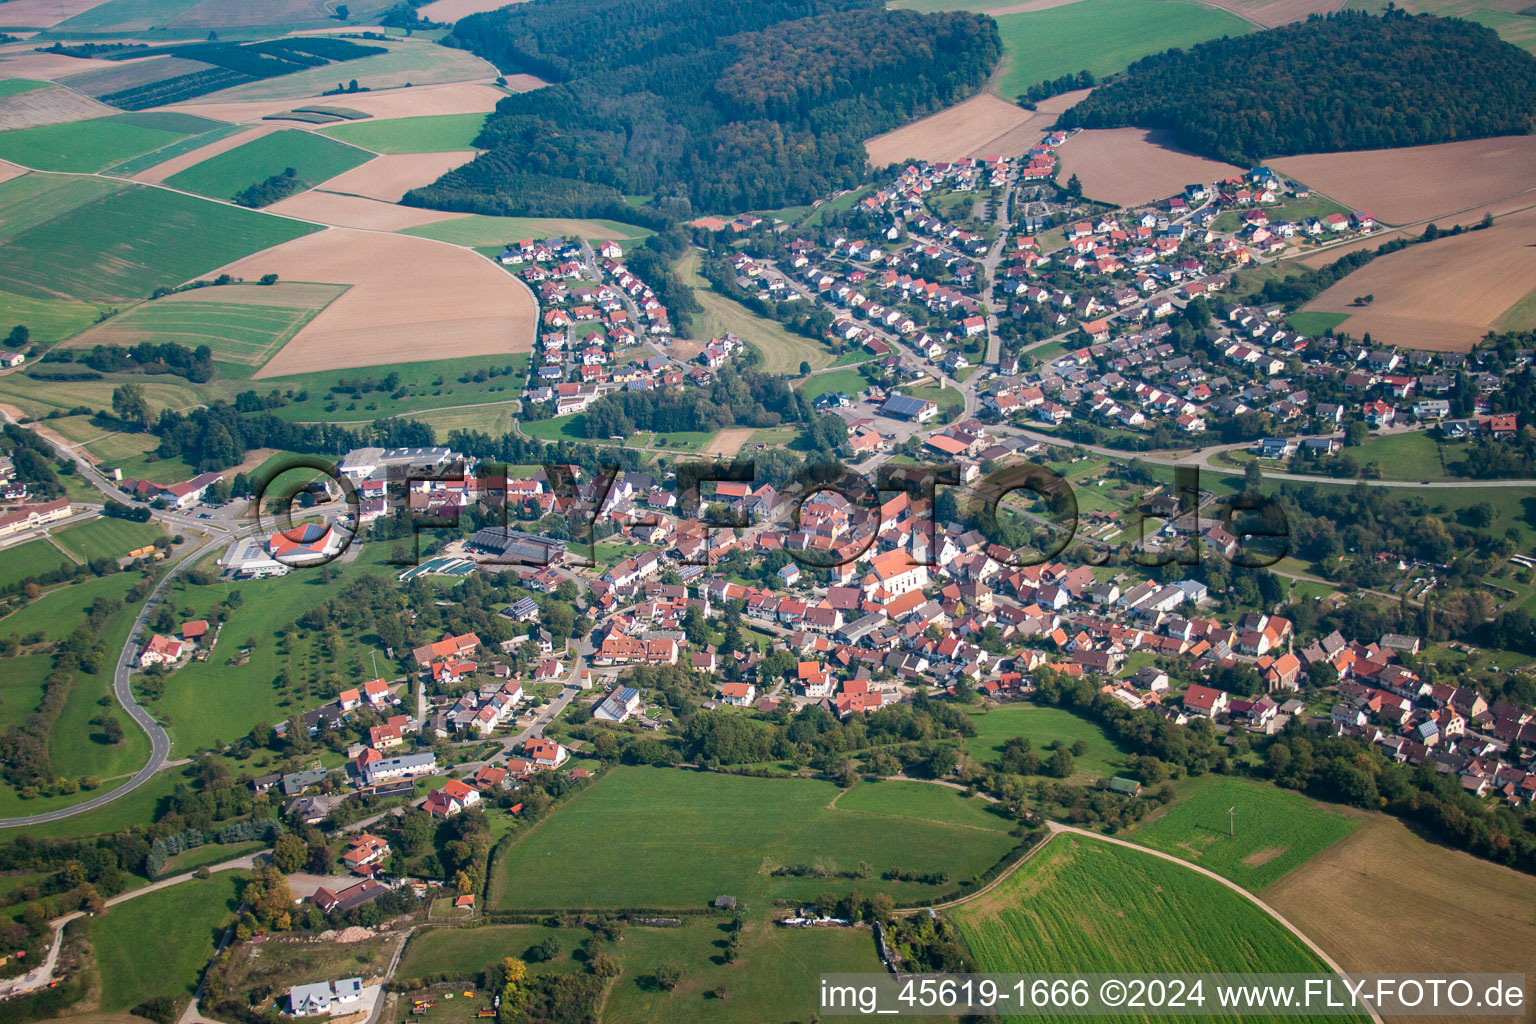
[1228,806,1235,838]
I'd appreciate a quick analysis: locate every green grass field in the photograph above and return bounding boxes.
[0,652,49,733]
[0,80,50,98]
[490,767,1020,910]
[51,516,166,562]
[164,128,373,201]
[1125,776,1358,890]
[104,123,250,176]
[90,872,246,1013]
[0,537,75,589]
[902,383,965,423]
[1496,285,1536,332]
[799,367,869,403]
[320,112,487,153]
[992,0,1255,99]
[147,546,395,754]
[1286,311,1351,335]
[964,704,1127,780]
[954,834,1362,1024]
[0,115,205,173]
[1347,431,1454,480]
[66,285,345,374]
[677,248,838,374]
[403,214,652,245]
[0,177,320,307]
[399,918,924,1024]
[833,779,1011,832]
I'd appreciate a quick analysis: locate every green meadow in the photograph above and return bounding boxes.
[320,112,488,153]
[164,128,373,200]
[992,0,1254,98]
[0,112,225,173]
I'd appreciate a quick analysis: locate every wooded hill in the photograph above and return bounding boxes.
[407,0,1000,221]
[1056,10,1536,163]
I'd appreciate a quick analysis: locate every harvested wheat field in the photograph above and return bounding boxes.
[130,125,274,184]
[206,228,534,378]
[0,84,115,130]
[866,92,1051,165]
[1302,205,1536,351]
[1272,135,1536,225]
[308,150,477,202]
[1296,193,1536,268]
[419,0,534,17]
[1192,0,1342,26]
[265,190,466,230]
[0,160,25,185]
[703,428,755,459]
[1266,814,1536,1024]
[1057,127,1245,207]
[0,0,109,27]
[159,81,520,126]
[0,49,121,80]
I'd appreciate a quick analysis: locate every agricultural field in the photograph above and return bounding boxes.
[319,112,488,153]
[489,766,1021,910]
[992,0,1254,99]
[1495,285,1536,332]
[0,0,106,28]
[0,111,224,172]
[1266,813,1536,1024]
[964,703,1127,780]
[163,128,373,201]
[145,547,395,755]
[953,834,1359,1024]
[0,174,320,308]
[402,213,652,245]
[51,515,165,562]
[677,249,837,374]
[1302,206,1536,351]
[65,283,348,376]
[1126,776,1358,890]
[1054,128,1247,207]
[205,227,535,378]
[1183,0,1345,25]
[89,872,247,1014]
[0,83,117,132]
[1285,310,1350,335]
[191,39,497,104]
[832,779,1011,831]
[267,190,466,230]
[0,652,48,733]
[864,91,1055,165]
[292,150,476,202]
[1270,135,1536,225]
[160,81,516,126]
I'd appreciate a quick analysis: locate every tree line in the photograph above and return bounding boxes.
[1057,10,1536,163]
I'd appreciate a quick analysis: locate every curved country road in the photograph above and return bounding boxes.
[0,533,223,828]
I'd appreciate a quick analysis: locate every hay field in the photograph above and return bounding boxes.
[1271,135,1536,225]
[203,227,534,377]
[129,123,273,183]
[1056,127,1247,206]
[0,84,117,130]
[161,80,519,124]
[1302,205,1536,351]
[1266,814,1536,1024]
[305,149,477,201]
[866,92,1048,164]
[266,189,466,230]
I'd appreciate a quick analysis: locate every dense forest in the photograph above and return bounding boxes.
[1057,10,1536,162]
[409,0,1000,219]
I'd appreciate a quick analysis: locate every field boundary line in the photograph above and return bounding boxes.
[1048,826,1386,1024]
